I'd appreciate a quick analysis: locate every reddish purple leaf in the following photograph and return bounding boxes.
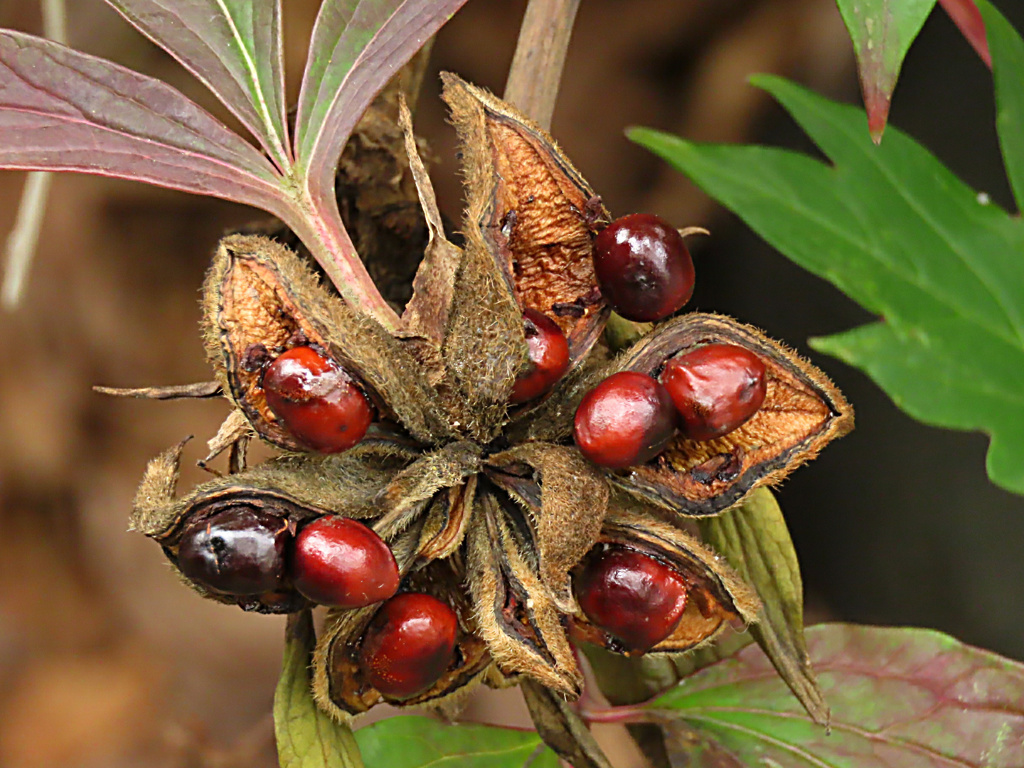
[0,31,288,214]
[940,0,992,67]
[837,0,936,143]
[104,0,291,170]
[647,624,1024,767]
[283,0,471,330]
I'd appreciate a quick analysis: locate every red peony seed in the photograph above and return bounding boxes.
[575,546,689,653]
[359,593,459,700]
[574,371,677,469]
[262,346,374,453]
[592,213,695,322]
[510,308,571,404]
[660,343,767,441]
[293,516,399,608]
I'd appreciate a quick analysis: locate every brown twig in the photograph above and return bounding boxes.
[503,0,581,129]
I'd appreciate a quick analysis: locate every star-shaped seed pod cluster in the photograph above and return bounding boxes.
[129,74,852,719]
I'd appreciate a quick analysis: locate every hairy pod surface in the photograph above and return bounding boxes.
[128,75,851,727]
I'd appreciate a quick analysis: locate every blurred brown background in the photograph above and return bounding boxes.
[2,1,1023,767]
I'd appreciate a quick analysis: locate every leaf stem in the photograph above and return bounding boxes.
[503,0,581,129]
[282,193,401,331]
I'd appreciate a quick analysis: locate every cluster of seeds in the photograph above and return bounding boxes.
[127,75,853,722]
[178,508,458,698]
[570,214,768,469]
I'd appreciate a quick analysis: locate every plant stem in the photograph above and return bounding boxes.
[3,0,66,310]
[503,0,581,129]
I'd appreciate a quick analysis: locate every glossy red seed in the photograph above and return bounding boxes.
[293,516,399,608]
[510,308,571,404]
[177,507,290,595]
[575,546,688,653]
[592,213,695,322]
[574,371,677,469]
[262,346,374,453]
[660,343,767,441]
[359,593,459,700]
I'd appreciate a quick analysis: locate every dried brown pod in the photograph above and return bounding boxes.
[125,73,853,733]
[203,234,452,449]
[441,73,611,385]
[609,313,853,515]
[569,501,760,655]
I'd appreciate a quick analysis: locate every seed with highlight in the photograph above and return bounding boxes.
[574,371,677,469]
[177,507,289,595]
[262,346,374,453]
[510,308,571,404]
[660,343,767,441]
[359,593,459,700]
[592,213,695,322]
[575,546,689,653]
[293,516,400,608]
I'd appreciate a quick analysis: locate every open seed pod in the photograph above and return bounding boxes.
[443,74,610,364]
[131,439,412,613]
[605,313,853,515]
[203,234,452,449]
[569,500,760,655]
[315,558,493,718]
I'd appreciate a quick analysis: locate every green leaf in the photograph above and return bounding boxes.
[698,488,826,725]
[105,0,290,169]
[630,73,1024,495]
[275,611,364,768]
[983,0,1024,210]
[355,715,560,768]
[646,623,1024,767]
[835,0,935,141]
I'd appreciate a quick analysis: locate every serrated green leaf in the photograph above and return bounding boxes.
[698,488,826,725]
[982,0,1024,210]
[275,611,364,768]
[644,624,1024,767]
[355,715,560,768]
[630,71,1024,495]
[836,0,936,141]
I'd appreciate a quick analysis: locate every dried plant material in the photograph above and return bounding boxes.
[570,501,760,655]
[370,441,482,540]
[94,381,222,399]
[610,313,853,516]
[521,679,614,768]
[317,560,492,719]
[488,442,608,612]
[397,94,462,367]
[198,409,251,470]
[204,234,452,448]
[466,489,582,697]
[442,73,610,370]
[417,475,477,560]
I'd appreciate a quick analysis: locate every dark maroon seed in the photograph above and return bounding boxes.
[177,507,290,595]
[592,213,695,322]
